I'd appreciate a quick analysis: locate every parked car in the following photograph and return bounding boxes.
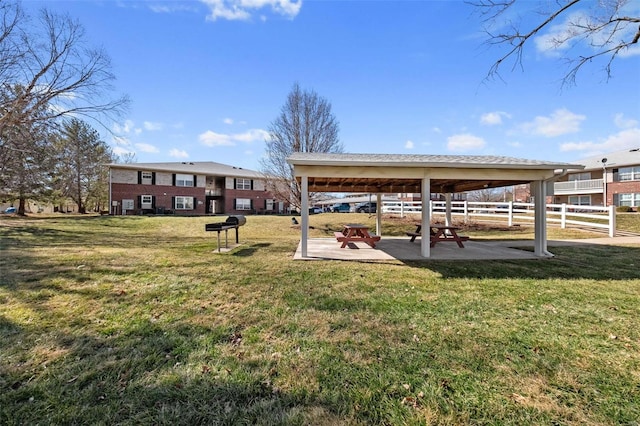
[309,207,323,215]
[332,202,351,213]
[3,206,16,214]
[355,201,377,213]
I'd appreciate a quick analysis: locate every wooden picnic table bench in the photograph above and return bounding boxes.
[406,224,469,248]
[335,224,381,248]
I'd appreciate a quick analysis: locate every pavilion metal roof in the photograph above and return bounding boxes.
[287,153,583,193]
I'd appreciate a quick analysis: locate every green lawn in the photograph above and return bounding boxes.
[1,213,639,425]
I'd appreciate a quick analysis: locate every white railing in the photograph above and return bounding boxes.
[553,178,604,194]
[382,200,616,237]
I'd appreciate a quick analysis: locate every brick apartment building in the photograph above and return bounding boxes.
[108,161,288,215]
[552,147,640,210]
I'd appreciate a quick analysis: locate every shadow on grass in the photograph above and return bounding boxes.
[405,244,640,280]
[232,243,272,257]
[0,313,345,424]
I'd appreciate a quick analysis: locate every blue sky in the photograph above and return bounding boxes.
[27,0,640,171]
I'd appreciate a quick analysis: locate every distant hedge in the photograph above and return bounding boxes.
[616,206,634,213]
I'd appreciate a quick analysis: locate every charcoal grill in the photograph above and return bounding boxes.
[205,215,247,252]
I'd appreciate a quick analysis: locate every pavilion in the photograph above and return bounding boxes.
[286,153,584,259]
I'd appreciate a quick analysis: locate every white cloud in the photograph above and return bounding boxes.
[447,133,486,151]
[480,111,511,126]
[143,121,164,131]
[148,3,198,13]
[135,143,159,153]
[113,119,135,134]
[169,148,189,158]
[233,129,269,143]
[199,130,234,146]
[200,0,301,21]
[112,135,131,146]
[199,128,268,146]
[520,108,585,137]
[432,127,442,134]
[112,146,133,156]
[560,128,640,153]
[223,118,234,125]
[404,140,414,149]
[614,113,638,129]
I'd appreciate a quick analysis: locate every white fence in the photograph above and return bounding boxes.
[382,200,617,237]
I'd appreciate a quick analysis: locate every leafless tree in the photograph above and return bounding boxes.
[466,187,506,202]
[118,152,137,164]
[260,83,342,210]
[0,1,128,214]
[472,0,640,86]
[0,1,128,139]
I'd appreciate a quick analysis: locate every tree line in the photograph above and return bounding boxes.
[0,1,128,215]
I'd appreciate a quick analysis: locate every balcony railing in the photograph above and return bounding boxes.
[553,178,603,194]
[205,188,223,197]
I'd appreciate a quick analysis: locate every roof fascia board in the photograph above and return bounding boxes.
[294,164,558,181]
[288,158,582,171]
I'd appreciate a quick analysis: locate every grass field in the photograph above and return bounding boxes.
[1,213,639,425]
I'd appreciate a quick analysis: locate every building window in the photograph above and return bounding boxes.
[568,195,591,206]
[568,172,591,181]
[175,196,194,210]
[139,171,154,185]
[617,193,640,207]
[141,195,153,209]
[236,178,252,190]
[175,174,194,187]
[266,199,274,211]
[235,198,251,210]
[617,166,640,182]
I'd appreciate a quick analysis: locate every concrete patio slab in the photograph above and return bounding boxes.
[293,237,542,261]
[293,235,640,261]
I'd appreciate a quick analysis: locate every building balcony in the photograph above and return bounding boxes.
[205,188,223,197]
[554,178,603,195]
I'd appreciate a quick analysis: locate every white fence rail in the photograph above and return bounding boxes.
[382,200,617,237]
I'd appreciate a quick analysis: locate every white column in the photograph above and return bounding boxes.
[609,205,616,238]
[300,176,309,258]
[421,176,431,258]
[532,180,552,257]
[376,193,382,236]
[445,193,453,228]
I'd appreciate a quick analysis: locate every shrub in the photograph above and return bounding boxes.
[616,206,633,213]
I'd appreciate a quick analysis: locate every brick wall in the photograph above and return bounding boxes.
[111,183,205,215]
[224,188,276,214]
[608,181,640,207]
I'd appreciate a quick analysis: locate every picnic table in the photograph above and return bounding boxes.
[406,224,469,248]
[334,223,381,248]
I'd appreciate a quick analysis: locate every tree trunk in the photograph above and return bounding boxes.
[18,197,27,216]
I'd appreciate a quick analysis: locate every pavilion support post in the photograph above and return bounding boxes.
[300,176,309,258]
[421,177,431,258]
[376,193,382,236]
[532,180,552,257]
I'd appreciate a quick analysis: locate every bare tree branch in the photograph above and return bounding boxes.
[0,2,129,138]
[260,83,342,210]
[471,0,639,86]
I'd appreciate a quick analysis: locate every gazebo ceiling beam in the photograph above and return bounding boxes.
[302,177,531,194]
